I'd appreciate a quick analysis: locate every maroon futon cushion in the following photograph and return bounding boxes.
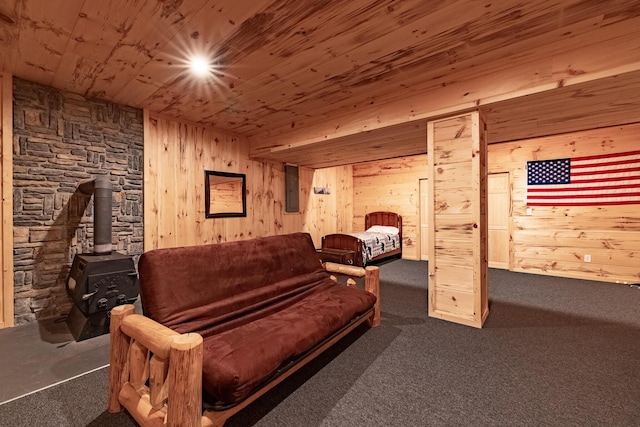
[138,233,376,405]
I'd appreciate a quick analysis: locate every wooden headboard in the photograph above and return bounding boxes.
[365,211,403,247]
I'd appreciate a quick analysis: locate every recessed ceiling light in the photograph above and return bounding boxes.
[190,56,210,77]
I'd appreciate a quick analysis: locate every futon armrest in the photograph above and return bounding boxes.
[323,263,381,327]
[108,304,205,427]
[324,262,367,277]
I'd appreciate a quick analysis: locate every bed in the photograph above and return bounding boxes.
[320,211,402,267]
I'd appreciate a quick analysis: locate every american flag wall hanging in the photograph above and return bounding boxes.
[526,150,640,206]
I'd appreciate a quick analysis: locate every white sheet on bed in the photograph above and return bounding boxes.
[350,231,400,264]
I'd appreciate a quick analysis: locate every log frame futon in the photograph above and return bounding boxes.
[107,233,380,427]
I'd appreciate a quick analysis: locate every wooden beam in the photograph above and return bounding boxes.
[250,53,640,165]
[108,304,135,413]
[427,112,488,328]
[1,73,14,328]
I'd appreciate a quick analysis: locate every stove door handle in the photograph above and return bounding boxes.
[82,290,99,300]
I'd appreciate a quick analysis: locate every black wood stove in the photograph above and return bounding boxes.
[66,177,138,341]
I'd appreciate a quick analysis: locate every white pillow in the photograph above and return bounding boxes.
[366,225,399,235]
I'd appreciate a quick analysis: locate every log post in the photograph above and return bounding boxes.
[365,266,381,327]
[149,355,170,409]
[118,382,167,427]
[167,333,204,427]
[129,339,150,389]
[108,304,135,412]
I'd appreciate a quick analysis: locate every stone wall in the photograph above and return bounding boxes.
[12,78,144,324]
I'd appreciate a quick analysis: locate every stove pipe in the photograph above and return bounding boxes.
[78,177,112,255]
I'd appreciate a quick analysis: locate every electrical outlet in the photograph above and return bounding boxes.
[584,254,591,263]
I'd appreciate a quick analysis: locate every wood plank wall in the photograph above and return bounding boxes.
[0,73,14,328]
[303,165,353,246]
[427,113,488,328]
[489,122,640,284]
[352,155,428,261]
[143,112,351,251]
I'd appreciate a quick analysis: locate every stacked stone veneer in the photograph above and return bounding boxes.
[12,78,143,324]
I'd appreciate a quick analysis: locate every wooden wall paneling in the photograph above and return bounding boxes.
[158,118,178,248]
[190,124,206,245]
[488,122,640,284]
[144,113,351,251]
[302,166,353,248]
[258,162,290,241]
[427,112,487,328]
[145,114,249,250]
[1,73,14,328]
[300,165,317,243]
[270,161,286,238]
[143,110,157,250]
[336,165,353,234]
[248,161,271,241]
[175,123,190,246]
[353,155,427,261]
[295,166,309,233]
[315,167,334,241]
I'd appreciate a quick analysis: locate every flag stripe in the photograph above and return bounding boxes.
[529,178,640,189]
[571,158,640,169]
[572,150,640,162]
[570,175,640,184]
[527,150,640,206]
[571,166,640,176]
[528,191,640,199]
[528,183,640,193]
[527,200,640,206]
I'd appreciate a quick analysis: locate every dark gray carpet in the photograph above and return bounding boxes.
[1,260,639,426]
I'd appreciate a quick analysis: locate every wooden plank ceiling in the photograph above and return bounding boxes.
[1,0,640,168]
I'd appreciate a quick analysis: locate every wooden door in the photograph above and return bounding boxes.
[488,172,509,269]
[419,178,429,260]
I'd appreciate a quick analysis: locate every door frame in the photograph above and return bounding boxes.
[488,172,511,270]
